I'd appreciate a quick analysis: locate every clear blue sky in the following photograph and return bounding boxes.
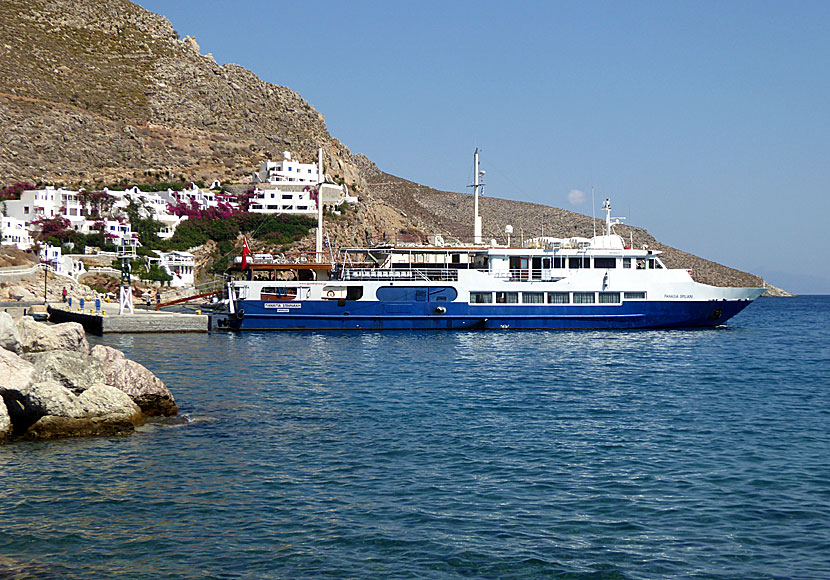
[138,0,830,293]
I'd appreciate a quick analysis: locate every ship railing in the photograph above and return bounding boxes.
[342,268,459,282]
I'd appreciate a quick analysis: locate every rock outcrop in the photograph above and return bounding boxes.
[91,345,177,416]
[16,317,90,354]
[0,312,22,354]
[0,1,783,292]
[0,316,176,441]
[0,0,362,190]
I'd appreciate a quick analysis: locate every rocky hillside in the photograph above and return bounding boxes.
[0,0,361,188]
[0,0,784,293]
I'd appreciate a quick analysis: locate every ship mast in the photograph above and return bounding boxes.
[316,147,323,260]
[472,148,484,244]
[602,198,625,237]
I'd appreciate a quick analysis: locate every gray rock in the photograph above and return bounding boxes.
[0,347,35,390]
[11,287,36,302]
[91,345,177,416]
[1,344,144,440]
[13,379,82,420]
[0,312,22,354]
[0,398,11,441]
[16,318,89,355]
[4,377,143,440]
[24,350,107,395]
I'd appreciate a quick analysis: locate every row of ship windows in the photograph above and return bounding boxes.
[469,291,647,304]
[507,257,663,269]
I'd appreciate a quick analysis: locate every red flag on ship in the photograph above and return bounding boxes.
[241,236,250,269]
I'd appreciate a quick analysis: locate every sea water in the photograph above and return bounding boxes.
[1,296,828,579]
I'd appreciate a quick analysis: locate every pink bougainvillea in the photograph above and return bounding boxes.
[0,182,34,201]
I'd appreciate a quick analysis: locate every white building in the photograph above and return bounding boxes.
[248,186,318,215]
[151,250,195,287]
[3,186,64,222]
[101,219,138,247]
[253,151,321,185]
[104,186,188,240]
[1,216,34,250]
[248,149,355,216]
[39,244,86,278]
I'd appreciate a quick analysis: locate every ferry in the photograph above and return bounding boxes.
[226,153,764,330]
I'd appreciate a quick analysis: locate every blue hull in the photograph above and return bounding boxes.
[229,299,755,330]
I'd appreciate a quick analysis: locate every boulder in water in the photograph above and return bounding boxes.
[0,318,172,441]
[91,345,178,416]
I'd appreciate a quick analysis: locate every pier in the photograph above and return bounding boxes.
[48,302,210,335]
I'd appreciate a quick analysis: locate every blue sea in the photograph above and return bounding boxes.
[1,296,829,579]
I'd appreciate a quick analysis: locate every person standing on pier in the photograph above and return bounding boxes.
[62,287,67,303]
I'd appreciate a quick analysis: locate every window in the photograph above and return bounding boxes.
[522,292,544,304]
[623,258,631,269]
[346,286,364,300]
[594,257,616,269]
[599,292,621,304]
[553,257,565,268]
[531,257,542,280]
[282,194,292,199]
[573,292,595,304]
[569,256,590,268]
[470,291,492,304]
[624,291,646,300]
[261,287,297,300]
[548,292,570,304]
[495,292,519,303]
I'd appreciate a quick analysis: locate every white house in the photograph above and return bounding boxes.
[101,219,138,247]
[253,151,321,185]
[248,149,354,216]
[248,186,318,215]
[1,216,34,250]
[151,250,195,287]
[3,186,64,223]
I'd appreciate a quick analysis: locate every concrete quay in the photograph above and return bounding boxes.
[48,302,209,335]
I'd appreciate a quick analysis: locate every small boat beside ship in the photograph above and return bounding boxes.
[225,152,764,331]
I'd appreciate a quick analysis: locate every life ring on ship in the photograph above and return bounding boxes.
[326,290,335,298]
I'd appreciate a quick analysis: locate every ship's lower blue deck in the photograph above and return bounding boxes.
[230,299,754,330]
